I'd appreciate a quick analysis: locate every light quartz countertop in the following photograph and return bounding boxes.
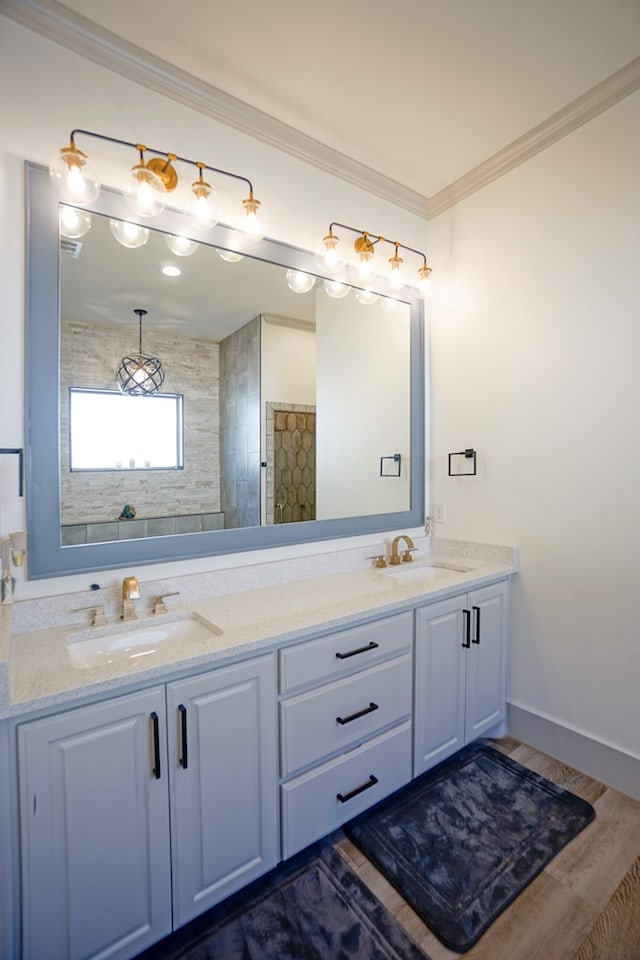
[0,540,517,719]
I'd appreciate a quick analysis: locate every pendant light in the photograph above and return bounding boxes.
[115,309,165,396]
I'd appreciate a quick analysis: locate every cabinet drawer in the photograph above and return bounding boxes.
[280,653,412,778]
[279,611,413,694]
[281,721,412,859]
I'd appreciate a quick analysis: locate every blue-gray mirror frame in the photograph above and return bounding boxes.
[25,162,425,578]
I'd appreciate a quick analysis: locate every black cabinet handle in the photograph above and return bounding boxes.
[472,605,481,644]
[178,704,188,769]
[335,641,379,660]
[336,702,379,725]
[150,712,161,780]
[337,775,379,804]
[462,609,471,648]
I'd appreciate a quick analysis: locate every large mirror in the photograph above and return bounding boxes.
[25,162,425,578]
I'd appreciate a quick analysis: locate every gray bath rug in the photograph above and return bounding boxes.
[345,740,596,952]
[135,840,429,960]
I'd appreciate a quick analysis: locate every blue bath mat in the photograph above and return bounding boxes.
[345,741,596,952]
[136,840,429,959]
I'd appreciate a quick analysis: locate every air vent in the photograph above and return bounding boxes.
[60,237,83,258]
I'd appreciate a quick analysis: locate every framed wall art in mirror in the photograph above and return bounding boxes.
[25,162,425,578]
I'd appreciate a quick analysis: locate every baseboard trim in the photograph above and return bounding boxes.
[507,703,640,801]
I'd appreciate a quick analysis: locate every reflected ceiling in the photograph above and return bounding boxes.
[60,213,315,341]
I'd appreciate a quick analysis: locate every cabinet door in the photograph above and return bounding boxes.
[465,581,509,740]
[19,688,171,960]
[167,655,278,927]
[414,596,467,775]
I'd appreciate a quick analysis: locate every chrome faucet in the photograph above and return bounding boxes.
[389,534,417,565]
[121,575,140,620]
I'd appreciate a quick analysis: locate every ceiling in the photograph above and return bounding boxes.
[11,0,640,215]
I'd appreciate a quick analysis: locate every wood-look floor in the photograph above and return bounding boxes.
[335,738,640,960]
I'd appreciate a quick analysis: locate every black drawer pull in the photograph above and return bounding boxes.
[462,609,471,648]
[336,701,379,725]
[150,712,161,780]
[178,704,188,769]
[335,641,379,660]
[472,605,481,644]
[337,775,379,804]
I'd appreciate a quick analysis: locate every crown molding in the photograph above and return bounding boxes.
[0,0,429,219]
[428,56,640,219]
[2,0,638,222]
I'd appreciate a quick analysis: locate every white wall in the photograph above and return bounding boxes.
[0,17,428,595]
[428,91,640,762]
[316,294,411,519]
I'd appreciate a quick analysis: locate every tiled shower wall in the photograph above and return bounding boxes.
[219,316,261,529]
[60,318,221,524]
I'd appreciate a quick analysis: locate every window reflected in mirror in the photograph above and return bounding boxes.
[68,388,183,471]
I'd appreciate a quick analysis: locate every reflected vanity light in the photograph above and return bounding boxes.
[165,234,198,256]
[355,288,379,306]
[323,278,350,299]
[217,248,244,263]
[49,128,266,241]
[318,222,432,298]
[161,264,181,277]
[285,269,316,294]
[110,219,150,249]
[59,205,92,239]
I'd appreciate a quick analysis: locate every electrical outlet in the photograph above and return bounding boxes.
[432,502,446,523]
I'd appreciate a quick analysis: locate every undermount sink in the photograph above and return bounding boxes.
[67,613,223,669]
[383,559,474,581]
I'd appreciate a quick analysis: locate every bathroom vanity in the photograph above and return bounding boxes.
[1,545,515,960]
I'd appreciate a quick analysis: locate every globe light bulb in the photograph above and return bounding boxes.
[59,205,92,239]
[380,295,401,313]
[315,229,345,276]
[109,219,150,249]
[123,163,166,218]
[165,234,198,256]
[355,287,379,306]
[240,192,267,241]
[416,263,433,299]
[49,143,100,205]
[286,270,316,294]
[217,248,244,263]
[387,246,408,291]
[323,279,351,299]
[186,167,221,229]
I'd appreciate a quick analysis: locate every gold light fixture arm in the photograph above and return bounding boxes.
[324,221,432,291]
[60,128,259,202]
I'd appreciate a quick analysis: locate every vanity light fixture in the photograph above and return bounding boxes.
[285,269,316,294]
[162,264,181,277]
[115,308,165,396]
[217,248,244,263]
[49,129,267,240]
[59,205,92,239]
[110,219,150,249]
[317,222,432,297]
[323,278,351,299]
[165,234,198,256]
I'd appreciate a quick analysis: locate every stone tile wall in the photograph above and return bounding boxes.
[60,318,220,524]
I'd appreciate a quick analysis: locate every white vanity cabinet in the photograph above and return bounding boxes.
[279,611,414,858]
[166,657,278,927]
[17,654,277,960]
[414,580,509,775]
[18,687,172,960]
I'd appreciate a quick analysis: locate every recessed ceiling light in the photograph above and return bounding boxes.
[162,264,181,277]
